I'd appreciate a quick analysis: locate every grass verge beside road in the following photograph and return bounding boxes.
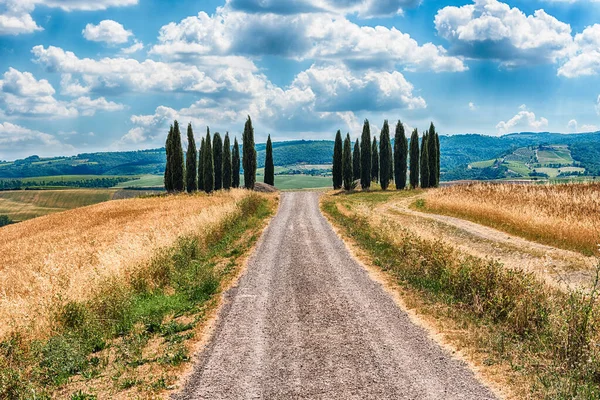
[322,190,600,399]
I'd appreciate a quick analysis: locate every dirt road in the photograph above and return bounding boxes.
[175,192,496,400]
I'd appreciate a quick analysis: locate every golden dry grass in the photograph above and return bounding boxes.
[424,182,600,255]
[0,189,251,341]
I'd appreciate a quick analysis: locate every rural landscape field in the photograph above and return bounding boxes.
[2,0,600,399]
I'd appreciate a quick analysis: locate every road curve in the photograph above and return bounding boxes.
[175,192,497,400]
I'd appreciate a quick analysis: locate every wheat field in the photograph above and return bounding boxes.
[424,182,600,255]
[0,190,252,340]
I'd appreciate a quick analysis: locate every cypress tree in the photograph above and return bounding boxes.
[171,120,185,192]
[232,137,240,188]
[342,133,353,191]
[394,120,408,190]
[360,120,371,190]
[164,125,173,193]
[264,134,274,186]
[420,133,430,189]
[409,128,420,189]
[353,139,360,181]
[198,137,205,192]
[332,130,343,189]
[203,128,214,193]
[223,133,232,190]
[428,123,437,188]
[371,136,379,183]
[185,123,198,193]
[436,132,441,186]
[213,132,223,190]
[242,116,256,190]
[379,120,392,190]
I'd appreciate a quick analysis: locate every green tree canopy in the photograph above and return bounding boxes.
[185,123,198,193]
[394,120,408,190]
[332,130,343,189]
[264,134,274,186]
[223,133,232,190]
[360,120,371,190]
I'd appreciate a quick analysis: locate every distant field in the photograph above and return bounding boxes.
[115,174,163,188]
[0,189,116,221]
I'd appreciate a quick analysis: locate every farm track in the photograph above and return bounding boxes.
[380,194,596,290]
[176,192,496,400]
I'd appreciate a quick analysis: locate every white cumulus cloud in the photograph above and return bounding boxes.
[496,105,548,133]
[82,20,133,44]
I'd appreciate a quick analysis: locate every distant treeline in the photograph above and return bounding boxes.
[0,177,132,190]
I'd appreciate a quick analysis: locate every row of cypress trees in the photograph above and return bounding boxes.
[332,120,440,191]
[164,116,256,193]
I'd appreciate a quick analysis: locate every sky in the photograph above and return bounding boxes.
[1,0,600,160]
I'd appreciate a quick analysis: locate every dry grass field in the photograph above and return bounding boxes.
[0,189,116,221]
[423,182,600,255]
[0,189,250,341]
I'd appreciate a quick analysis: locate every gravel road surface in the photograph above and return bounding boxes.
[175,192,497,400]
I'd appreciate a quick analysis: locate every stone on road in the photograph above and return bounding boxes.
[175,192,497,400]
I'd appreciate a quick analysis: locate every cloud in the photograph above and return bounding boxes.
[225,0,421,18]
[469,102,476,110]
[121,40,144,54]
[0,121,74,159]
[435,0,573,68]
[32,45,265,97]
[0,67,124,118]
[580,124,598,132]
[82,20,133,44]
[567,119,578,132]
[596,95,600,115]
[496,105,548,133]
[567,119,598,133]
[0,0,138,36]
[558,24,600,78]
[150,9,467,73]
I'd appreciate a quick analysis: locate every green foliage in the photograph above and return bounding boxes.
[213,133,223,191]
[571,142,600,176]
[203,128,214,193]
[264,135,274,186]
[409,129,420,189]
[360,120,371,190]
[379,120,392,191]
[371,137,379,183]
[223,133,232,190]
[198,137,205,192]
[342,134,353,191]
[420,133,430,188]
[394,120,408,190]
[0,176,131,190]
[164,125,173,193]
[171,121,185,193]
[232,137,241,188]
[332,130,343,190]
[353,139,361,181]
[242,116,257,190]
[0,215,12,227]
[185,123,198,193]
[427,123,438,187]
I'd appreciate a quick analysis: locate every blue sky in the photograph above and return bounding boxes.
[1,0,600,160]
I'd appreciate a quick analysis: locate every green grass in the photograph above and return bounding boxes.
[0,194,273,398]
[115,175,163,188]
[0,189,116,222]
[18,175,128,183]
[322,192,600,399]
[469,159,497,168]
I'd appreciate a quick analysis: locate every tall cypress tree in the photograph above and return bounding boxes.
[436,132,441,186]
[409,128,420,189]
[223,133,232,190]
[164,125,173,193]
[213,132,223,190]
[185,123,198,193]
[371,137,379,183]
[394,120,408,190]
[171,120,185,192]
[420,133,430,189]
[242,116,256,190]
[203,128,214,193]
[379,120,392,190]
[332,130,343,189]
[264,134,274,186]
[360,120,371,190]
[232,137,240,188]
[427,123,437,188]
[198,137,205,192]
[342,133,353,191]
[353,139,360,181]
